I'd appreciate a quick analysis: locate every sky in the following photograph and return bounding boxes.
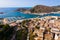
[0,0,60,7]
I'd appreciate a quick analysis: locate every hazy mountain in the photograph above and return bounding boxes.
[52,5,60,10]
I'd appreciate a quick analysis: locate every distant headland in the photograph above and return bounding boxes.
[0,12,4,14]
[16,5,60,14]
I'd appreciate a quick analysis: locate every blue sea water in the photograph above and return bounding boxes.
[0,8,17,13]
[0,11,41,18]
[0,8,60,19]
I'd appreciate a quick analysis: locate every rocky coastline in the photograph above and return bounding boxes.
[16,5,60,15]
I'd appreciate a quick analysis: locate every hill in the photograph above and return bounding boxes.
[16,5,60,13]
[29,5,56,13]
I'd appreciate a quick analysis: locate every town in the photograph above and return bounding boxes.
[0,16,60,40]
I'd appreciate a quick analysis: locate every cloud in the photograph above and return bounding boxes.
[0,0,59,7]
[0,0,21,7]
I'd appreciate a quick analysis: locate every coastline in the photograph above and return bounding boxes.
[25,12,60,16]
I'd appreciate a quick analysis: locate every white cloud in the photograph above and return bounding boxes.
[0,0,21,7]
[0,0,59,7]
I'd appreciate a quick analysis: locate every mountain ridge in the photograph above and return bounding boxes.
[16,5,60,13]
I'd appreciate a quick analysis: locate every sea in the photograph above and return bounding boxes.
[0,7,60,19]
